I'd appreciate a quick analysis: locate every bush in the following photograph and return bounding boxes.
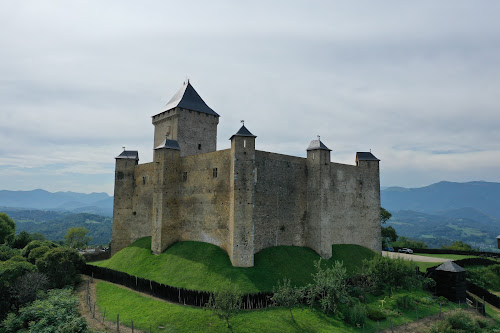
[340,301,367,326]
[27,245,50,264]
[1,288,89,333]
[35,247,85,288]
[361,256,420,291]
[21,240,58,258]
[446,310,479,332]
[366,306,387,321]
[394,294,417,310]
[305,260,349,315]
[0,245,20,262]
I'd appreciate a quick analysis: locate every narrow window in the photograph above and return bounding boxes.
[142,176,146,185]
[312,152,315,160]
[198,144,202,150]
[182,172,188,182]
[213,168,218,178]
[243,139,246,148]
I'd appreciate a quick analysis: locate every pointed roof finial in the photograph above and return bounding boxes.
[317,135,320,141]
[241,120,245,125]
[122,146,126,151]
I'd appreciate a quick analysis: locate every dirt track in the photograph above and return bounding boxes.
[382,251,449,263]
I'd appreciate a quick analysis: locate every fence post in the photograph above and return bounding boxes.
[103,308,106,324]
[117,314,120,332]
[93,303,96,318]
[132,320,134,333]
[390,317,393,332]
[376,320,379,333]
[482,296,485,315]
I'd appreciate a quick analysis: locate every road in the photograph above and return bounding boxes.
[382,251,449,263]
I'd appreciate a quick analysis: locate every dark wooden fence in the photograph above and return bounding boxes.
[82,264,273,309]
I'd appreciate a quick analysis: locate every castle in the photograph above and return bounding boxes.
[111,81,381,267]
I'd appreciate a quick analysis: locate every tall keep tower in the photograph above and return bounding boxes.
[152,80,220,156]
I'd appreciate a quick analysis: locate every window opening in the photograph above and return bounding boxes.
[142,177,146,185]
[213,168,218,178]
[198,144,202,150]
[243,139,246,148]
[182,172,188,182]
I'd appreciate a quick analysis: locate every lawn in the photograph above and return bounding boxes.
[95,282,450,333]
[93,237,377,293]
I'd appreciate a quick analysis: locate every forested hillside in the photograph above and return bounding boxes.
[1,208,112,245]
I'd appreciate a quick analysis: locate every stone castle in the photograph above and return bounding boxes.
[111,80,381,267]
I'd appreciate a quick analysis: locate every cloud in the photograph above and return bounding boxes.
[1,1,500,194]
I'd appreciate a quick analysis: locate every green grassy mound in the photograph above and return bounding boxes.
[94,237,377,293]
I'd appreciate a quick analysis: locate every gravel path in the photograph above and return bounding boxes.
[382,251,449,263]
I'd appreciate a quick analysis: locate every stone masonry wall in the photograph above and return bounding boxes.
[176,149,232,252]
[112,161,154,255]
[324,161,381,253]
[253,151,308,253]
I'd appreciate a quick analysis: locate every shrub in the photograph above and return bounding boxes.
[305,260,349,315]
[366,305,387,321]
[271,278,304,320]
[27,245,50,264]
[2,288,89,333]
[394,294,417,310]
[35,247,85,288]
[0,245,20,262]
[446,310,478,332]
[435,296,448,306]
[21,240,58,258]
[361,256,420,291]
[340,301,367,326]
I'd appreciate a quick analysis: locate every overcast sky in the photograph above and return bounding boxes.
[1,1,500,195]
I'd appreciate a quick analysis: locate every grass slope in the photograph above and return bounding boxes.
[96,282,448,333]
[94,237,377,293]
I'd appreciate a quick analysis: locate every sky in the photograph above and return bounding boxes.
[1,1,500,195]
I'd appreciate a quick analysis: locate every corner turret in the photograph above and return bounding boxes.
[229,123,256,267]
[111,150,139,255]
[152,136,181,254]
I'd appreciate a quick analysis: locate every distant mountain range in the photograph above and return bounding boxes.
[381,181,500,251]
[0,189,113,216]
[1,182,499,250]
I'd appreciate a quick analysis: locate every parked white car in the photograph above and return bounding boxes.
[398,248,413,254]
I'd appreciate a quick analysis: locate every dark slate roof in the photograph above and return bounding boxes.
[155,138,181,150]
[497,235,500,239]
[307,139,331,151]
[435,260,466,273]
[159,81,219,117]
[356,152,380,161]
[116,150,139,160]
[230,125,256,140]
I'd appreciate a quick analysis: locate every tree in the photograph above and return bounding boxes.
[382,225,398,243]
[393,236,428,249]
[205,286,242,328]
[380,207,392,224]
[0,213,15,244]
[10,231,32,249]
[64,227,91,249]
[36,247,85,288]
[441,241,477,252]
[271,278,304,321]
[305,259,349,315]
[21,240,58,258]
[11,271,48,308]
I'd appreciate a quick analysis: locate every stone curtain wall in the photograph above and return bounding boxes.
[176,149,232,252]
[253,151,308,253]
[326,161,381,254]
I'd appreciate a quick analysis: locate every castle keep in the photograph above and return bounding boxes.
[111,81,381,267]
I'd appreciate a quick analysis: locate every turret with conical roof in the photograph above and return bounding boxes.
[152,80,219,157]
